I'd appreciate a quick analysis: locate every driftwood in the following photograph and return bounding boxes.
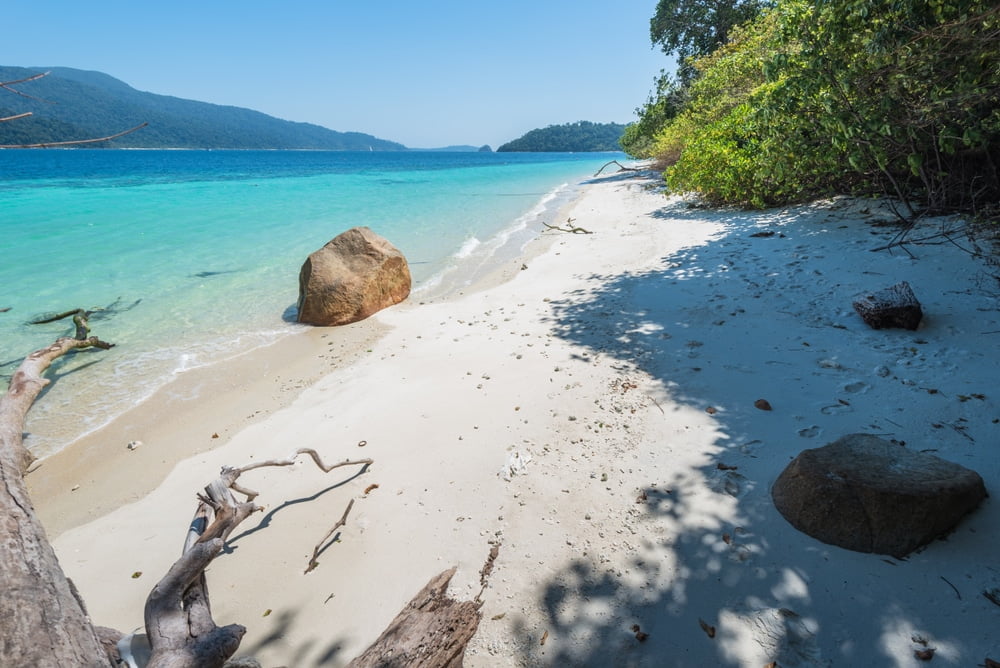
[0,71,148,148]
[594,159,642,177]
[146,450,373,668]
[543,217,592,235]
[0,122,149,149]
[306,498,356,573]
[852,281,923,330]
[347,567,485,668]
[2,303,487,667]
[0,309,118,666]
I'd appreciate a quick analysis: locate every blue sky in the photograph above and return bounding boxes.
[4,1,670,148]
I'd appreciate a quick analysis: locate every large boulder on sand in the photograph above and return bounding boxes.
[297,227,411,326]
[772,434,986,558]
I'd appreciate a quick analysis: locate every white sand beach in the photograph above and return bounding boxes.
[32,170,1000,666]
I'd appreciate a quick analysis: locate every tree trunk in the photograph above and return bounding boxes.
[0,334,117,667]
[347,568,483,668]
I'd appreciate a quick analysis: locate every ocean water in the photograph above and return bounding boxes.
[1,149,622,457]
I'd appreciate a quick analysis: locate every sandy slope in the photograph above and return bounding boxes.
[43,171,1000,667]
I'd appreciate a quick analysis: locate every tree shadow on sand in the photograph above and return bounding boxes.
[511,199,998,666]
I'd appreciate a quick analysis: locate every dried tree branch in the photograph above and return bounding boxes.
[0,72,50,87]
[144,450,373,667]
[0,71,52,103]
[0,111,33,123]
[543,218,593,235]
[305,498,356,574]
[0,122,150,149]
[594,159,642,176]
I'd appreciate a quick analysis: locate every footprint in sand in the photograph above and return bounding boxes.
[798,425,821,438]
[711,470,748,498]
[843,381,869,394]
[820,402,852,415]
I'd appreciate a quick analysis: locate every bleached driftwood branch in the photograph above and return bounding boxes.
[144,449,372,668]
[594,159,642,176]
[543,218,593,235]
[1,122,149,149]
[0,71,148,148]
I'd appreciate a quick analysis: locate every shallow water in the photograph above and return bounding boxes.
[1,149,621,457]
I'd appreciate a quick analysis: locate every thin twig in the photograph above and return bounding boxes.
[940,575,961,600]
[0,71,52,103]
[305,498,355,573]
[0,122,148,149]
[0,112,32,123]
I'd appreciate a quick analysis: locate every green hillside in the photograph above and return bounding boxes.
[0,66,406,150]
[497,121,626,152]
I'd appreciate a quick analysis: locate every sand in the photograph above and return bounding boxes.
[32,170,1000,667]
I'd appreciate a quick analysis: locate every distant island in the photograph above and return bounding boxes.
[497,121,626,152]
[0,66,410,150]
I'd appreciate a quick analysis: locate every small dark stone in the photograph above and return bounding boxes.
[852,281,923,330]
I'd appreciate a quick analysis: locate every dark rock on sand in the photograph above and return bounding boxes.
[772,433,986,557]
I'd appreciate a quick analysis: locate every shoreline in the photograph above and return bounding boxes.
[28,174,581,538]
[39,173,1000,666]
[7,152,610,461]
[27,318,388,535]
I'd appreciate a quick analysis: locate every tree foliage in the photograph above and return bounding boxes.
[637,0,1000,212]
[621,0,770,160]
[497,121,627,152]
[650,0,772,82]
[619,71,687,158]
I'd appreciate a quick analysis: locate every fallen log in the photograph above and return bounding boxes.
[347,567,484,668]
[0,309,118,666]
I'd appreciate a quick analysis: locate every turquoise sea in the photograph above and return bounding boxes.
[1,149,622,457]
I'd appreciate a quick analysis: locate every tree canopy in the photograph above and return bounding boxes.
[626,0,1000,213]
[650,0,771,81]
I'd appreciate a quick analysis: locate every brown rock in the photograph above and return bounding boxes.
[297,227,411,326]
[772,433,986,557]
[852,281,923,330]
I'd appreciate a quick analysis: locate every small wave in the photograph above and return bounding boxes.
[413,181,581,298]
[23,324,301,459]
[454,236,482,259]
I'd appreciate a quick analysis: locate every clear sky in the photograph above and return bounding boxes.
[4,1,671,148]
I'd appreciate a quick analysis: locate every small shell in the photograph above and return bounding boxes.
[127,440,143,451]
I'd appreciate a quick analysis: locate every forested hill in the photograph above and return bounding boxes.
[0,67,407,150]
[497,121,626,152]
